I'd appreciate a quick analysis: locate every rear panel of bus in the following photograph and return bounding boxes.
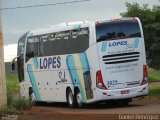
[95,18,148,93]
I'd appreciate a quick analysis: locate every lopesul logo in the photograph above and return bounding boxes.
[39,56,61,69]
[109,41,128,47]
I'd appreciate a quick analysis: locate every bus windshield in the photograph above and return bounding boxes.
[96,20,141,42]
[17,32,28,56]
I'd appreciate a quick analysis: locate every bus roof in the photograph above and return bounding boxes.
[95,17,139,24]
[27,20,90,37]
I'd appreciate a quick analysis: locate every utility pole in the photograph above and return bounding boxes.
[0,0,7,108]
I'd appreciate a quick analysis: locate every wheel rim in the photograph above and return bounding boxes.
[68,91,73,105]
[76,93,82,106]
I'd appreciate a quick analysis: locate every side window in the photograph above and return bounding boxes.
[25,27,89,60]
[26,36,40,62]
[43,27,89,56]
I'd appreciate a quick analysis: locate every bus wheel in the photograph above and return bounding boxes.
[67,89,76,108]
[119,99,130,106]
[76,92,83,108]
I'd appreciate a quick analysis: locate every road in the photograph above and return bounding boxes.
[16,96,160,120]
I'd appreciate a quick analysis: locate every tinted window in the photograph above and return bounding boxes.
[96,20,141,42]
[17,32,28,56]
[26,36,42,62]
[43,27,89,56]
[25,27,89,61]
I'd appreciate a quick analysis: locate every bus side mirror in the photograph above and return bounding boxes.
[12,62,15,70]
[12,56,19,71]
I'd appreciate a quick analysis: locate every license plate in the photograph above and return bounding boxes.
[121,90,129,94]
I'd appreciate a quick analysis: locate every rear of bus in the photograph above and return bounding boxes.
[95,17,148,103]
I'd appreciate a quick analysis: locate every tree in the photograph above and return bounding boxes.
[121,2,160,70]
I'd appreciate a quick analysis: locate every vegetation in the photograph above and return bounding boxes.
[6,73,19,93]
[0,96,32,115]
[121,2,160,70]
[148,68,160,82]
[0,107,18,115]
[0,74,32,115]
[149,87,160,96]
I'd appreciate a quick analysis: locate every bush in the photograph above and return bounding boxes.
[148,68,160,82]
[149,87,160,96]
[0,107,18,115]
[12,97,32,111]
[0,95,32,115]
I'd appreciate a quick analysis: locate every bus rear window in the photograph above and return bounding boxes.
[96,20,141,42]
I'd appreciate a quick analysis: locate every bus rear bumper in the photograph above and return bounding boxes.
[95,83,148,101]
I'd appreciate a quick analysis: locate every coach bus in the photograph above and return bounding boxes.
[12,17,148,107]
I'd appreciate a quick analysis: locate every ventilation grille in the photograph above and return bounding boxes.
[103,52,140,64]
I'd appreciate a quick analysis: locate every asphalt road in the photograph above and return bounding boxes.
[15,96,160,120]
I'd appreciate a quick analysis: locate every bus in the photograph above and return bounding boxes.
[12,17,148,107]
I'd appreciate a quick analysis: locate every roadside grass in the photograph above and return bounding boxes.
[6,73,19,93]
[0,96,32,115]
[148,68,160,82]
[149,87,160,96]
[148,68,160,96]
[0,73,32,115]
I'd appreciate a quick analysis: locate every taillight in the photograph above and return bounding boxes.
[96,70,107,90]
[141,65,148,85]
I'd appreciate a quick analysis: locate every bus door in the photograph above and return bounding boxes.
[17,55,24,82]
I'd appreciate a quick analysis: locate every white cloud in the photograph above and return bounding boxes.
[4,44,17,62]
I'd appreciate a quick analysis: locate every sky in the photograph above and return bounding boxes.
[1,0,160,62]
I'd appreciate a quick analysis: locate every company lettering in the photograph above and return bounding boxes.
[40,56,61,69]
[109,41,127,47]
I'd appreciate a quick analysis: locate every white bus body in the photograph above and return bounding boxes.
[13,18,148,107]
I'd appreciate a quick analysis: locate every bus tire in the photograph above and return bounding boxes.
[66,89,76,108]
[119,99,130,106]
[76,92,83,108]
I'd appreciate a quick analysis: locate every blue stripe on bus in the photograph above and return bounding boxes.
[66,55,75,84]
[66,55,85,101]
[101,41,107,52]
[79,53,93,100]
[33,57,38,69]
[134,38,139,48]
[27,64,41,101]
[79,53,90,72]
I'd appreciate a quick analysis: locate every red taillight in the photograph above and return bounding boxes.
[96,70,107,90]
[143,65,147,77]
[141,65,148,85]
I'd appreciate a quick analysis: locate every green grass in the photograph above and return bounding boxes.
[0,96,32,115]
[0,74,32,115]
[149,87,160,96]
[6,73,19,93]
[148,68,160,82]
